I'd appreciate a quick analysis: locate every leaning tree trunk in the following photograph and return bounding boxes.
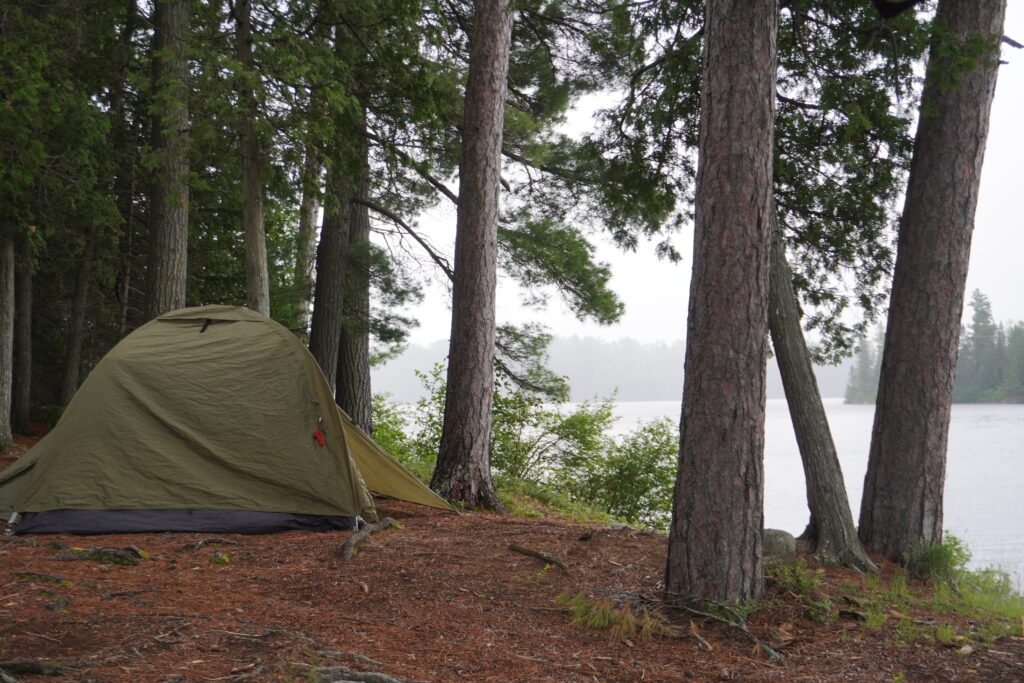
[768,217,876,572]
[336,147,373,433]
[60,226,97,405]
[859,0,1006,562]
[431,0,512,512]
[295,148,322,335]
[0,236,14,444]
[12,252,32,433]
[143,0,190,320]
[665,0,776,602]
[233,0,270,316]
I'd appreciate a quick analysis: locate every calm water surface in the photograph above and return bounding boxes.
[610,398,1024,586]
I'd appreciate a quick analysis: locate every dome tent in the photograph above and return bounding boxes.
[0,305,451,534]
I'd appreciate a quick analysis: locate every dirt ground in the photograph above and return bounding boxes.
[1,436,1023,682]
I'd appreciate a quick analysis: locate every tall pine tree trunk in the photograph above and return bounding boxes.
[309,164,351,392]
[665,0,776,602]
[335,147,372,432]
[144,0,190,320]
[12,251,32,433]
[431,0,512,511]
[859,0,1005,561]
[0,235,14,444]
[233,0,270,316]
[115,0,141,335]
[768,216,876,572]
[60,227,97,405]
[295,149,321,335]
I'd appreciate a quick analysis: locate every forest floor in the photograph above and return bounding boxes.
[1,434,1023,682]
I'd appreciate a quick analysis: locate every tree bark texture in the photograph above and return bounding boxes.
[60,227,96,406]
[233,0,270,316]
[12,253,32,433]
[0,236,14,444]
[665,0,777,602]
[143,0,190,321]
[336,159,373,433]
[859,0,1006,562]
[432,0,512,511]
[115,0,141,335]
[295,149,322,335]
[309,164,352,393]
[767,217,876,572]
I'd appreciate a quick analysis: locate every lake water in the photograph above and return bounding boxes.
[609,398,1024,587]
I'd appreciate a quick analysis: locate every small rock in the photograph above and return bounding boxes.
[764,529,797,565]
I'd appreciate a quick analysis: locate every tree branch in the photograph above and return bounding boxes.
[353,198,453,279]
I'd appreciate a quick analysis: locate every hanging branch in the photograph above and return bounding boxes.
[354,198,453,279]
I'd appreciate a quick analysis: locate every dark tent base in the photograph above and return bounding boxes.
[15,509,359,535]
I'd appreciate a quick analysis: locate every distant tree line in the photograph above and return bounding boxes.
[846,290,1024,404]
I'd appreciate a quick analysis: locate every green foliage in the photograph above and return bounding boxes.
[556,418,678,528]
[555,592,676,640]
[209,552,231,565]
[864,606,888,628]
[585,0,933,360]
[768,558,823,600]
[935,623,957,644]
[498,218,623,325]
[904,534,972,584]
[768,558,837,622]
[496,479,615,526]
[373,356,679,528]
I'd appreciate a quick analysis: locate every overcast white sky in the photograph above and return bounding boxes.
[401,6,1024,347]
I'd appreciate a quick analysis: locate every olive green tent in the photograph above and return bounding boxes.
[0,305,451,534]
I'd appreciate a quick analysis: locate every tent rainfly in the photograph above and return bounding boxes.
[0,305,452,534]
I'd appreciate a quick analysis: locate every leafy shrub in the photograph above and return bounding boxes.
[904,534,971,584]
[373,361,679,527]
[767,558,822,600]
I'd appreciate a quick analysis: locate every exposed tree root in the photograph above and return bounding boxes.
[338,517,399,559]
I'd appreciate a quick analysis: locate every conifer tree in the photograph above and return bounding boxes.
[432,0,514,511]
[860,0,1007,562]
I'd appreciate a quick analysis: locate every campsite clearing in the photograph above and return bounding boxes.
[1,494,1022,682]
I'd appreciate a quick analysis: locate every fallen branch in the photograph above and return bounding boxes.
[338,518,399,560]
[13,572,66,584]
[185,537,242,551]
[47,546,145,566]
[663,592,784,665]
[102,588,160,600]
[0,660,94,676]
[508,544,567,570]
[316,651,386,667]
[309,665,418,683]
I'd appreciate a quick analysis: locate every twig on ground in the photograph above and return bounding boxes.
[309,664,421,683]
[103,589,160,600]
[508,544,568,569]
[0,660,93,676]
[316,651,385,667]
[185,538,242,551]
[663,592,785,665]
